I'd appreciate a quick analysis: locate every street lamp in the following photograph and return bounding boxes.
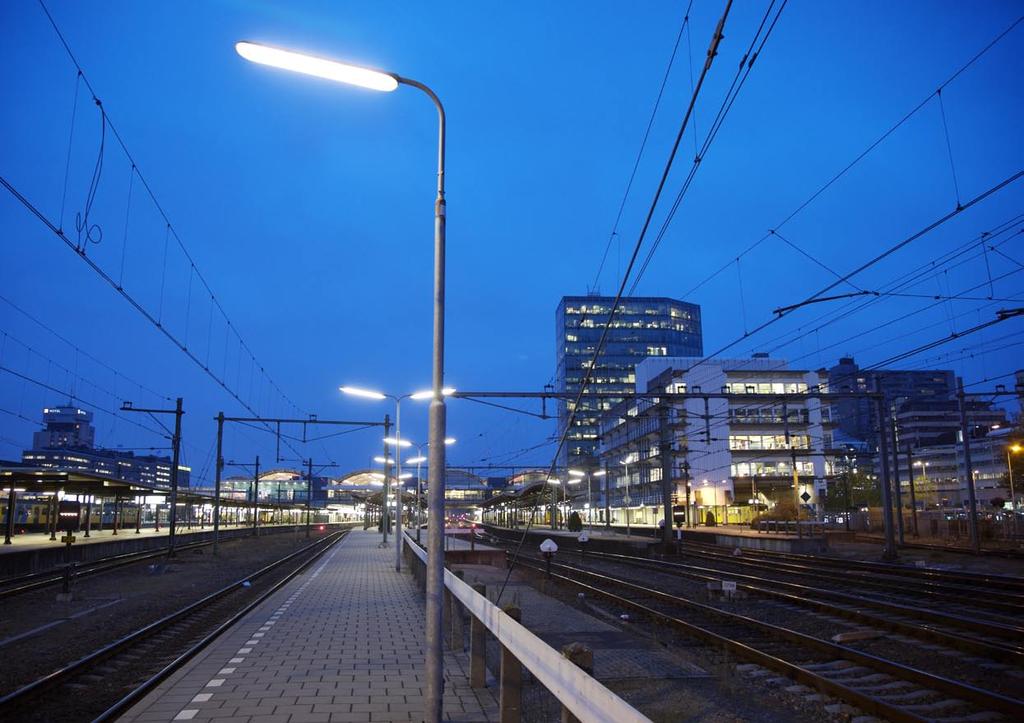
[569,469,605,533]
[406,436,455,543]
[343,385,452,572]
[546,478,562,530]
[240,42,450,717]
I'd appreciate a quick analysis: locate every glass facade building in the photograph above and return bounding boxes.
[555,295,702,469]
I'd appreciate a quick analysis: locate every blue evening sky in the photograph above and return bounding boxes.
[1,1,1022,483]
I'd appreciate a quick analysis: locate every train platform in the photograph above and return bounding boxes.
[120,528,498,722]
[0,522,279,554]
[485,522,827,553]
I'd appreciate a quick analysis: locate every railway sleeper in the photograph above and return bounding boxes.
[901,698,972,715]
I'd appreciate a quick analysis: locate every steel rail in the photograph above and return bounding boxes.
[0,523,331,600]
[518,556,1024,720]
[678,538,1024,592]
[579,548,1024,663]
[669,543,1024,614]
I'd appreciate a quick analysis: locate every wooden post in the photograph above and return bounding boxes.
[470,583,487,688]
[499,605,522,723]
[560,643,594,723]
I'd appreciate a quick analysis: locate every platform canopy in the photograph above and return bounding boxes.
[0,467,161,497]
[478,481,581,510]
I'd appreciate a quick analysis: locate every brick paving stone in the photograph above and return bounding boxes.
[120,530,498,722]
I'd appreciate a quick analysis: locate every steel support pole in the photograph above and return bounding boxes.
[625,463,631,537]
[416,455,423,543]
[905,445,919,537]
[4,487,14,544]
[1008,450,1018,540]
[168,397,183,557]
[306,458,313,539]
[398,75,448,722]
[603,461,610,529]
[252,455,261,537]
[658,405,674,546]
[49,494,58,540]
[957,380,981,553]
[395,400,403,572]
[890,422,905,545]
[214,412,224,554]
[875,397,897,561]
[382,415,391,546]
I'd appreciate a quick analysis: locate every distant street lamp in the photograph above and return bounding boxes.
[569,468,605,533]
[239,41,450,718]
[406,436,455,543]
[342,386,452,571]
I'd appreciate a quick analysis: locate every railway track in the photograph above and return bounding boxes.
[515,554,1024,722]
[666,541,1024,617]
[0,540,214,600]
[0,523,330,601]
[0,528,349,722]
[567,548,1024,662]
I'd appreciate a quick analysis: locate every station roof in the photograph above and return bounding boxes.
[0,467,309,510]
[479,481,580,509]
[0,467,159,496]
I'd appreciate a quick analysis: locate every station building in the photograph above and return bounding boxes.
[597,355,835,526]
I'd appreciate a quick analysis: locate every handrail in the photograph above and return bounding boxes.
[404,531,649,723]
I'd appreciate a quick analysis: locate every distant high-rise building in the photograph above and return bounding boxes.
[827,357,955,447]
[33,405,95,449]
[21,404,189,489]
[555,295,702,469]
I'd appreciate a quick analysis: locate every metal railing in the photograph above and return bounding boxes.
[755,520,826,537]
[403,531,649,723]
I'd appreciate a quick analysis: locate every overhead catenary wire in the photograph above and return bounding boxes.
[629,0,788,294]
[676,13,1024,303]
[18,1,306,427]
[497,0,737,604]
[591,0,695,292]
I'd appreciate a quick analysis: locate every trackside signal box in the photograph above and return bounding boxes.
[58,501,82,532]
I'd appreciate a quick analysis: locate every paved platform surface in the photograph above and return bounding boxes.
[491,522,806,541]
[121,529,498,722]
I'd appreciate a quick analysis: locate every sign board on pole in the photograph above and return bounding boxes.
[58,501,82,532]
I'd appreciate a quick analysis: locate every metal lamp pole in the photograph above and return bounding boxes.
[1007,445,1020,540]
[621,460,631,537]
[237,43,448,720]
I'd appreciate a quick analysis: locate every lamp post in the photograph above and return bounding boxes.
[343,387,452,571]
[1007,444,1021,540]
[238,42,450,717]
[569,469,605,534]
[407,436,455,543]
[620,460,632,537]
[546,478,561,530]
